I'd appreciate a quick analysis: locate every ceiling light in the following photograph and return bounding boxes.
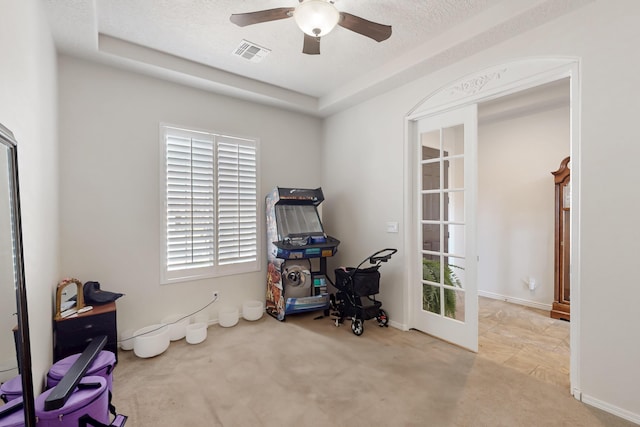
[293,0,340,37]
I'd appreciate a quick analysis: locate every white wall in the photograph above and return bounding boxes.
[322,0,640,421]
[0,0,59,390]
[5,0,639,421]
[57,56,323,334]
[321,98,406,319]
[477,104,570,307]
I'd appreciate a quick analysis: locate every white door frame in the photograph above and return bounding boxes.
[403,57,582,399]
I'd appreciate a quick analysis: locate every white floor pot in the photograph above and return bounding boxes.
[161,314,189,341]
[133,324,170,358]
[186,322,208,344]
[242,300,264,321]
[218,307,239,328]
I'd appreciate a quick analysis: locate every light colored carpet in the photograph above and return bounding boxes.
[113,311,633,427]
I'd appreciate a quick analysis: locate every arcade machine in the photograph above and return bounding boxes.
[265,187,340,321]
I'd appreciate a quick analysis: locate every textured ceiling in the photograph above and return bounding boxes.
[42,0,592,116]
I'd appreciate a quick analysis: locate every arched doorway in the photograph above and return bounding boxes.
[404,57,581,397]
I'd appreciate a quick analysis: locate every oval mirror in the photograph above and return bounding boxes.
[54,278,85,320]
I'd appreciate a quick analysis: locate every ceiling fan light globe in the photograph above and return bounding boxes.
[294,0,340,37]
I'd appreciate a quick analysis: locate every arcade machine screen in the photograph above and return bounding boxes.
[275,204,324,242]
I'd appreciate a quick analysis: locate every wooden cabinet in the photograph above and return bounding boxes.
[550,157,570,321]
[53,302,118,362]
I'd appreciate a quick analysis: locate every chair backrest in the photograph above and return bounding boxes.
[34,336,128,426]
[47,351,115,391]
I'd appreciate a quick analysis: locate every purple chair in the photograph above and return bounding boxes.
[35,376,127,427]
[36,376,107,426]
[0,397,24,427]
[0,376,22,403]
[35,336,127,427]
[47,350,118,419]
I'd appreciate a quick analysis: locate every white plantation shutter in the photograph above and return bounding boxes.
[217,137,258,265]
[165,130,215,273]
[161,126,259,283]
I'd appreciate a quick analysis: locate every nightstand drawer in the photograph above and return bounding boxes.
[53,302,118,362]
[56,312,114,336]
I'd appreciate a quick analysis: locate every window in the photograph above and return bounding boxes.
[160,125,259,284]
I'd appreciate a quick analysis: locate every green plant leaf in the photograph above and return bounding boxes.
[422,258,462,317]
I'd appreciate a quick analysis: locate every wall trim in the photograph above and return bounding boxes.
[389,320,409,331]
[581,394,640,425]
[407,57,578,120]
[478,290,552,311]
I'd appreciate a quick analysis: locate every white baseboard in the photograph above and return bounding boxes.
[478,290,552,311]
[389,319,409,331]
[581,393,640,425]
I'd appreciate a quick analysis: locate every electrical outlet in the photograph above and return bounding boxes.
[212,290,219,300]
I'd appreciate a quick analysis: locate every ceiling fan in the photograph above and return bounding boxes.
[230,0,392,55]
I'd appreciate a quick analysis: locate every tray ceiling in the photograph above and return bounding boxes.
[42,0,592,116]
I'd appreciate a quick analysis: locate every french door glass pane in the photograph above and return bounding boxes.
[422,162,440,191]
[443,256,466,322]
[445,288,465,321]
[446,255,466,291]
[444,157,464,190]
[421,131,440,153]
[422,193,440,221]
[446,190,465,223]
[422,223,440,253]
[422,283,441,314]
[444,223,465,258]
[442,124,464,155]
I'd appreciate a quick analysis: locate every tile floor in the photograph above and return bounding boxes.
[478,296,571,390]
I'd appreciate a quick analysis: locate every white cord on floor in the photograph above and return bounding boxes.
[117,294,219,344]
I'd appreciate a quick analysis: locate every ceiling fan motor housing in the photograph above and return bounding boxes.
[294,0,340,37]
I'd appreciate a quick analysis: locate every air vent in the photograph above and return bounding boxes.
[233,40,271,63]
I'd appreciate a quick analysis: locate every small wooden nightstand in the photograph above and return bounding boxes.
[53,302,118,362]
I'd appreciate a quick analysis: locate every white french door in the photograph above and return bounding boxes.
[410,104,478,352]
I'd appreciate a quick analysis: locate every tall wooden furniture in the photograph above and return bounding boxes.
[550,157,571,321]
[53,302,118,362]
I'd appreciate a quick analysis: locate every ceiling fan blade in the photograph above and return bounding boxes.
[302,34,320,55]
[338,12,392,42]
[230,8,294,27]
